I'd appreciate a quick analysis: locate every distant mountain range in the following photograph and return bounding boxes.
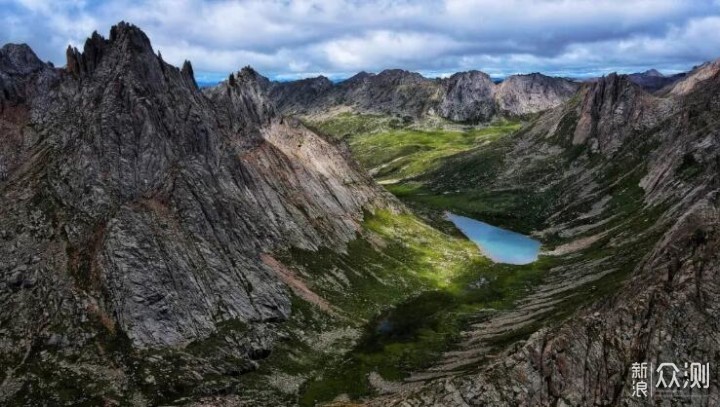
[206,65,698,124]
[248,69,580,122]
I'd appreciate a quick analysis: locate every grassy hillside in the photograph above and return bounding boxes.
[232,209,556,405]
[306,113,520,182]
[279,110,673,405]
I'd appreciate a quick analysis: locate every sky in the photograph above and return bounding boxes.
[2,0,720,83]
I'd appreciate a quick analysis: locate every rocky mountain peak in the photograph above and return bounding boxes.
[446,70,493,81]
[665,58,720,96]
[0,23,392,400]
[643,68,664,77]
[1,42,56,107]
[181,59,197,88]
[438,70,496,122]
[572,73,669,153]
[265,75,334,115]
[108,21,154,54]
[343,71,372,84]
[238,65,259,77]
[205,66,275,128]
[495,72,579,116]
[626,68,686,92]
[0,43,45,74]
[65,22,160,79]
[233,66,270,90]
[66,30,111,76]
[299,75,333,88]
[583,72,632,107]
[375,69,426,84]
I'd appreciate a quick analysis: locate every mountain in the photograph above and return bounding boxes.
[269,69,441,119]
[265,75,333,116]
[267,69,579,122]
[364,70,720,405]
[0,43,58,181]
[436,70,496,122]
[661,58,720,96]
[626,68,686,92]
[0,22,402,405]
[495,72,580,116]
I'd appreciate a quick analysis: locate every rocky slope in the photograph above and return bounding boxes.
[366,67,720,406]
[662,59,720,96]
[268,69,579,122]
[0,22,398,405]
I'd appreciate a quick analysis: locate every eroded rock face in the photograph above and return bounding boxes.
[0,44,59,181]
[572,73,674,154]
[437,71,496,122]
[496,73,579,117]
[0,22,393,402]
[267,75,333,115]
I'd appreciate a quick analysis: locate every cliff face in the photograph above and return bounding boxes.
[437,70,496,122]
[0,44,58,181]
[496,73,579,116]
[267,69,579,122]
[367,70,720,406]
[572,73,674,154]
[0,22,393,404]
[663,58,720,97]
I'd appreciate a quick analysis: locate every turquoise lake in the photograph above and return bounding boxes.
[446,212,541,265]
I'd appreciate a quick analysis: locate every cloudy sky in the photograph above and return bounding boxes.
[2,0,720,82]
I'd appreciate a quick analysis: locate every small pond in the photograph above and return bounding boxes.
[445,212,541,265]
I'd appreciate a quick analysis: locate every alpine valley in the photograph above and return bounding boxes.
[0,23,718,407]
